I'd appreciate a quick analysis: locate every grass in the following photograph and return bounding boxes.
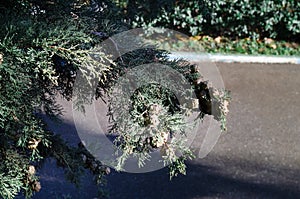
[148,35,300,56]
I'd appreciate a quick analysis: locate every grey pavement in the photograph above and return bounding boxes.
[33,63,300,199]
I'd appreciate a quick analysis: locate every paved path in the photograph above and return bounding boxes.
[33,63,300,199]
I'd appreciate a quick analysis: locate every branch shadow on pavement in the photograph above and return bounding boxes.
[32,113,300,199]
[106,161,300,199]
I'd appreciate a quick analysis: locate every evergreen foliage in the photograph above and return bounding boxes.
[0,0,230,198]
[0,1,118,198]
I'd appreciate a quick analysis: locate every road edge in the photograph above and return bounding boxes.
[169,52,300,64]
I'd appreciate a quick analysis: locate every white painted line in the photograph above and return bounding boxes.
[169,52,300,64]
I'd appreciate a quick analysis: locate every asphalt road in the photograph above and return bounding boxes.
[32,63,300,199]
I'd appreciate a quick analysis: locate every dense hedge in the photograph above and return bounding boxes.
[116,0,300,41]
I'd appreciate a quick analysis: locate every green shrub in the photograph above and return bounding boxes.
[118,0,300,41]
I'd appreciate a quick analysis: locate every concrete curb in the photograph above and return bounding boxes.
[169,52,300,64]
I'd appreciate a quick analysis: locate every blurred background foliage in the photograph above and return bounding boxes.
[112,0,300,56]
[114,0,300,41]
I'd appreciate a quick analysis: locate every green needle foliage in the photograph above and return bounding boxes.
[0,0,230,198]
[0,0,118,198]
[105,49,230,178]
